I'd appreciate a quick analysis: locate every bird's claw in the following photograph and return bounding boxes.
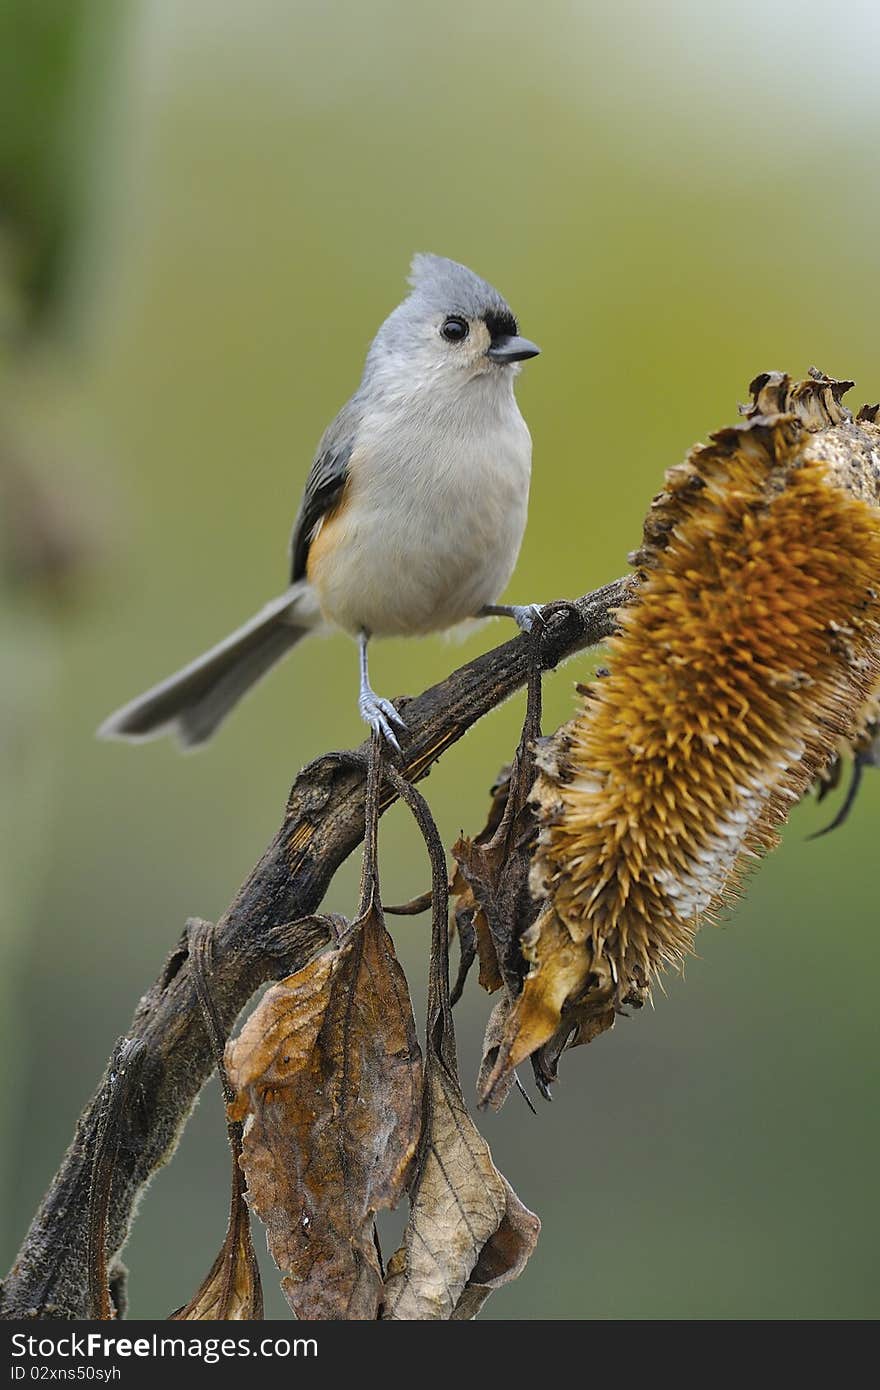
[359,690,407,754]
[510,603,545,635]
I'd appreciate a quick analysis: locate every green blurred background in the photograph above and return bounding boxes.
[2,0,878,1321]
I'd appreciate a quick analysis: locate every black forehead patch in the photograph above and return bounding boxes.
[484,309,519,342]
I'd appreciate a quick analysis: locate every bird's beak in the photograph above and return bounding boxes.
[487,335,541,363]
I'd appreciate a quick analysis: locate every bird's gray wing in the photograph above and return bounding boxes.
[289,431,355,583]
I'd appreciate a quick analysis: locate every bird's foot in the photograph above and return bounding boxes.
[480,602,545,634]
[509,603,545,635]
[358,688,407,755]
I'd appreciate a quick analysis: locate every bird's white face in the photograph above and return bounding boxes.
[389,308,540,393]
[364,256,539,402]
[433,312,499,378]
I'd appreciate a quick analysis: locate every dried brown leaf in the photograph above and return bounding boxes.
[170,1155,263,1320]
[169,918,264,1320]
[381,1055,539,1319]
[449,873,478,1006]
[497,908,596,1078]
[226,907,422,1320]
[449,767,511,1003]
[476,996,516,1112]
[450,1178,541,1321]
[479,906,647,1104]
[450,755,538,1005]
[449,867,503,1002]
[382,762,539,1320]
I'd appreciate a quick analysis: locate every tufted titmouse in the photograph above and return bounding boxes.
[98,254,540,753]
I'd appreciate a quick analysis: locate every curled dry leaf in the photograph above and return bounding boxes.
[483,908,649,1100]
[226,907,422,1320]
[450,1177,542,1321]
[170,917,264,1320]
[476,996,516,1112]
[381,768,539,1320]
[452,634,551,1108]
[450,767,510,1003]
[450,740,540,1008]
[449,866,503,1002]
[382,1067,540,1320]
[169,1155,263,1320]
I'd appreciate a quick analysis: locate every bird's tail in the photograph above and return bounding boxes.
[98,582,322,748]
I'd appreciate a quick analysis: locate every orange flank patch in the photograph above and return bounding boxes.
[304,483,351,592]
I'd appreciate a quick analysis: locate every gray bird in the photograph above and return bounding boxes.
[98,254,541,753]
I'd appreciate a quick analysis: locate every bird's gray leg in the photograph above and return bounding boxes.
[357,630,407,754]
[479,602,545,634]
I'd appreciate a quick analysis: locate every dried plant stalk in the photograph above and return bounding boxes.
[1,581,624,1321]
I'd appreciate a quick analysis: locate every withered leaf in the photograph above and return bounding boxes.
[476,996,516,1112]
[449,866,503,1002]
[170,1154,263,1320]
[449,767,511,1003]
[171,917,263,1320]
[226,906,422,1320]
[450,756,539,1004]
[491,906,595,1087]
[449,877,478,1006]
[381,1056,539,1320]
[480,907,648,1106]
[382,774,540,1320]
[450,1177,541,1321]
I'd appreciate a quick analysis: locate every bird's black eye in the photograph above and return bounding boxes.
[440,315,469,343]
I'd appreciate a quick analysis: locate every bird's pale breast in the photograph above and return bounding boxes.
[307,400,531,638]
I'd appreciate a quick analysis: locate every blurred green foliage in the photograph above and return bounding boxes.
[0,0,80,318]
[2,0,878,1320]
